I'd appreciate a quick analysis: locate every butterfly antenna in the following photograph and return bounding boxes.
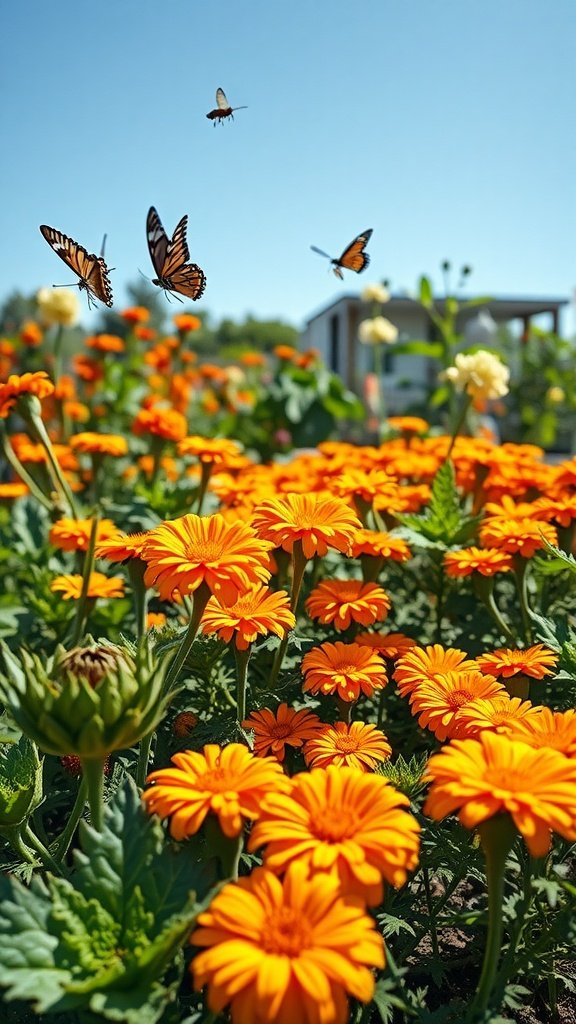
[100,234,107,259]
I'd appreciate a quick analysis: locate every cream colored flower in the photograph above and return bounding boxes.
[358,316,398,345]
[443,349,509,400]
[547,386,565,404]
[362,283,390,304]
[224,365,246,385]
[37,287,80,327]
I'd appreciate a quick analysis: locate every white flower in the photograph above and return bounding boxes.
[443,350,510,401]
[361,283,390,304]
[37,287,80,327]
[358,316,398,346]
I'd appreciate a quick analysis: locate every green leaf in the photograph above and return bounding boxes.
[0,779,215,1021]
[418,275,433,309]
[397,461,480,547]
[391,339,445,359]
[534,537,576,577]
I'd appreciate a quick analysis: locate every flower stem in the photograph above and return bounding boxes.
[513,557,533,643]
[196,462,213,515]
[0,423,53,509]
[234,647,251,725]
[162,581,212,694]
[472,575,516,643]
[70,514,100,646]
[445,393,472,459]
[54,777,88,861]
[473,814,518,1013]
[22,823,64,875]
[81,757,106,832]
[30,405,78,516]
[269,541,308,685]
[136,731,154,788]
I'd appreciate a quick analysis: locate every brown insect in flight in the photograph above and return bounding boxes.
[206,88,248,125]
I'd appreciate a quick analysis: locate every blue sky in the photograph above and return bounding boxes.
[2,0,575,332]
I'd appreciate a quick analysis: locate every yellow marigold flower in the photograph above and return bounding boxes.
[394,644,479,699]
[305,579,391,631]
[456,696,541,737]
[191,861,384,1024]
[356,631,418,660]
[423,732,576,856]
[177,435,243,466]
[249,766,421,904]
[142,513,272,604]
[408,669,506,741]
[63,400,90,423]
[304,721,392,771]
[301,641,388,702]
[242,703,323,761]
[477,645,558,680]
[507,707,576,758]
[201,584,295,650]
[173,313,201,333]
[69,432,129,457]
[133,406,188,442]
[252,493,361,559]
[0,481,30,499]
[120,305,149,324]
[479,517,558,557]
[147,611,167,630]
[85,333,125,353]
[350,529,412,562]
[49,517,118,553]
[0,371,54,418]
[50,572,125,600]
[95,531,149,562]
[36,286,79,327]
[142,743,287,839]
[444,547,514,577]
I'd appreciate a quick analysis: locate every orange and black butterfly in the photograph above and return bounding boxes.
[39,225,114,307]
[206,87,248,124]
[311,229,373,280]
[146,207,206,301]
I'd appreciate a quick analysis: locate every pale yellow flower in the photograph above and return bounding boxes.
[361,283,390,304]
[358,316,398,345]
[547,386,565,404]
[37,287,80,327]
[443,349,509,400]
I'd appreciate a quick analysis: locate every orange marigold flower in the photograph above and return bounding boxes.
[394,644,479,699]
[201,584,295,650]
[120,305,149,324]
[85,333,125,353]
[242,703,323,761]
[135,326,157,341]
[72,354,104,383]
[95,531,149,562]
[50,572,125,600]
[191,861,384,1024]
[249,766,421,904]
[0,481,29,499]
[303,721,392,771]
[49,517,118,552]
[20,321,43,347]
[387,416,429,435]
[173,313,201,333]
[252,493,361,559]
[444,547,514,577]
[456,696,541,738]
[507,707,576,758]
[142,513,273,603]
[133,406,187,442]
[477,644,558,680]
[305,579,391,631]
[63,400,90,422]
[479,517,558,557]
[273,344,297,361]
[350,529,412,561]
[0,371,54,418]
[408,670,506,741]
[423,732,576,856]
[142,742,287,839]
[178,435,243,466]
[240,351,266,367]
[147,611,167,630]
[69,432,129,457]
[531,495,576,528]
[356,631,418,660]
[301,641,388,702]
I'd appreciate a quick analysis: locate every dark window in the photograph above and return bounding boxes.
[383,349,395,374]
[329,315,339,372]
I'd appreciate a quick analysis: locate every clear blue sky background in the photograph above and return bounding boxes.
[2,0,575,332]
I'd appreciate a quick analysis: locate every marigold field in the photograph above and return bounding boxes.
[0,297,575,1024]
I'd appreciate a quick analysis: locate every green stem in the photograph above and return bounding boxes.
[269,541,308,685]
[377,685,387,729]
[30,407,78,516]
[0,424,53,509]
[80,757,106,832]
[2,824,38,865]
[22,823,64,875]
[136,731,154,788]
[52,325,65,383]
[473,575,516,643]
[513,557,533,643]
[70,514,100,646]
[204,815,243,881]
[162,581,212,694]
[421,863,440,958]
[234,647,251,725]
[196,462,212,515]
[472,814,518,1013]
[128,560,149,641]
[336,696,353,724]
[54,777,88,861]
[445,393,472,459]
[372,341,385,430]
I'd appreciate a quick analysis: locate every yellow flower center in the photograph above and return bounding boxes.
[262,907,312,956]
[231,595,260,615]
[314,805,359,840]
[334,735,360,753]
[200,768,235,791]
[186,540,223,562]
[485,768,527,790]
[449,689,474,708]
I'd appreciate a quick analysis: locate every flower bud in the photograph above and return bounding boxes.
[0,737,43,830]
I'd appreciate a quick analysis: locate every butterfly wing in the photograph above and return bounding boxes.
[337,229,373,273]
[162,215,191,278]
[216,88,230,109]
[169,265,206,301]
[310,245,333,260]
[147,207,170,277]
[39,225,113,306]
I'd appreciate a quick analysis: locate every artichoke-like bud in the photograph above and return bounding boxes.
[0,737,43,830]
[0,638,174,759]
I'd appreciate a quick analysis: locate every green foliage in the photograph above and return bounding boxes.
[0,780,213,1022]
[398,461,480,548]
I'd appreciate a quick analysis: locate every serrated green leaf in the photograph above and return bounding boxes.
[397,462,479,547]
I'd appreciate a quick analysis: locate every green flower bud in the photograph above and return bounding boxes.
[0,737,43,830]
[0,638,174,759]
